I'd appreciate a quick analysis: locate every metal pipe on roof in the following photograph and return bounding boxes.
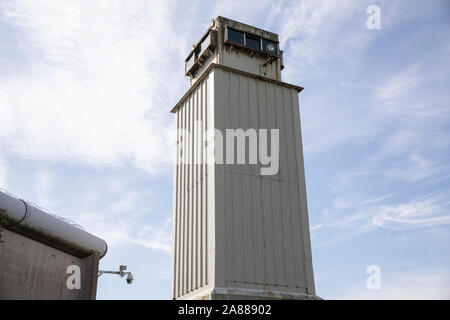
[0,190,107,258]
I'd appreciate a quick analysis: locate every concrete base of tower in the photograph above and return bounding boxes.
[181,287,322,300]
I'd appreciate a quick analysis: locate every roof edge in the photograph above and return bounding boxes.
[3,216,95,258]
[171,63,303,113]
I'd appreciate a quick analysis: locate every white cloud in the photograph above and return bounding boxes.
[328,193,450,232]
[375,64,422,101]
[61,185,173,255]
[270,0,353,46]
[0,155,7,188]
[78,211,172,254]
[0,0,186,174]
[34,169,53,208]
[383,153,440,182]
[128,219,172,254]
[363,195,450,231]
[267,0,355,74]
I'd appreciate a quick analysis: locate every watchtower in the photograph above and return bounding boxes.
[171,16,318,300]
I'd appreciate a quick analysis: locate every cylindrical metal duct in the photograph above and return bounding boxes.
[0,190,107,258]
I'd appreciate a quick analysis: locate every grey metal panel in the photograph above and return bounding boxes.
[172,74,212,299]
[172,66,314,299]
[201,80,208,287]
[180,98,186,296]
[276,86,296,286]
[291,88,316,294]
[212,69,226,289]
[0,229,100,300]
[188,92,192,293]
[213,68,312,292]
[171,110,178,297]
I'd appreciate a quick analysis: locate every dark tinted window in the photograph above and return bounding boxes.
[262,39,279,55]
[194,45,201,61]
[227,28,244,45]
[245,35,260,50]
[185,54,194,73]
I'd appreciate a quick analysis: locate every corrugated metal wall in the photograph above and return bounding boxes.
[213,67,315,294]
[172,73,212,299]
[172,66,315,299]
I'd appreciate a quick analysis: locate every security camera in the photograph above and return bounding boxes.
[126,272,134,284]
[98,265,135,285]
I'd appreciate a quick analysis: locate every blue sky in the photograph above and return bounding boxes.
[0,0,449,299]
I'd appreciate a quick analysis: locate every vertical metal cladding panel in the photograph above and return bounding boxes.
[172,75,211,299]
[173,66,315,298]
[213,68,314,293]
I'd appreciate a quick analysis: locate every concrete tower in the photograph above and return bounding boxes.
[171,16,318,300]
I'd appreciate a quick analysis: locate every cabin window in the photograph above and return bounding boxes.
[227,28,245,45]
[245,34,260,51]
[262,38,279,55]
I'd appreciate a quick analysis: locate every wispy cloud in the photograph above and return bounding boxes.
[66,184,173,254]
[0,155,7,188]
[267,0,357,77]
[78,212,172,254]
[382,153,442,182]
[363,194,450,231]
[326,193,450,232]
[33,169,53,208]
[128,219,172,254]
[0,0,186,174]
[375,64,422,101]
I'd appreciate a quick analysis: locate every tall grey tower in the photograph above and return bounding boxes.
[171,16,318,300]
